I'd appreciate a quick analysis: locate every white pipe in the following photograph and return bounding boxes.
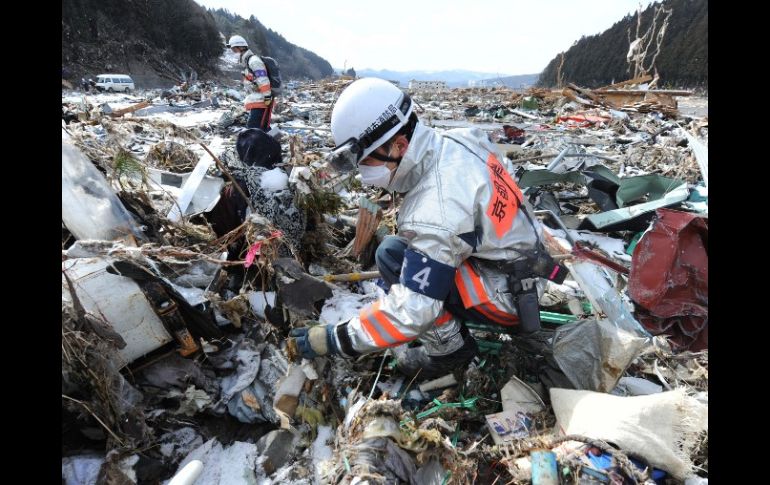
[168,460,203,485]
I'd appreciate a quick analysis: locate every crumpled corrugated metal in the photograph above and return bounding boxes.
[629,208,708,351]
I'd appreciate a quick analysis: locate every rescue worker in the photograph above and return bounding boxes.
[288,78,566,378]
[226,35,273,131]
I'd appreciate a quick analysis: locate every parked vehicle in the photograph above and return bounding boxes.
[94,74,135,93]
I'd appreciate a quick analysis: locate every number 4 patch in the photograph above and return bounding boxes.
[412,267,432,291]
[400,249,454,300]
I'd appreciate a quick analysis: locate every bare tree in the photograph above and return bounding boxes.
[555,52,566,89]
[626,3,673,78]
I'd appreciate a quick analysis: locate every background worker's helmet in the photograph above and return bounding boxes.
[328,78,413,172]
[226,35,248,48]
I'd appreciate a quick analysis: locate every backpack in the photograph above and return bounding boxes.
[245,53,282,95]
[261,56,282,95]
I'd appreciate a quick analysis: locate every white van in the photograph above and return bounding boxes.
[95,74,135,93]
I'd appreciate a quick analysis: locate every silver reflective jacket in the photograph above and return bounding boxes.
[333,122,544,356]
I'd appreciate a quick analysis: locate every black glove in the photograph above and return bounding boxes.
[288,324,338,359]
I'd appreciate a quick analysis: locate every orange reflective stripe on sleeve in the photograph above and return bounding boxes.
[478,302,517,325]
[466,263,492,304]
[359,302,411,348]
[369,302,410,345]
[359,315,388,347]
[455,261,488,308]
[454,266,474,308]
[474,302,510,325]
[435,310,453,326]
[359,304,389,347]
[456,261,520,325]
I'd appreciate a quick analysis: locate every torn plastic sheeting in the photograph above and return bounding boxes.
[62,142,145,242]
[554,260,650,392]
[362,416,404,442]
[414,458,446,485]
[347,437,418,484]
[564,260,648,334]
[218,340,288,424]
[581,182,690,231]
[150,263,218,309]
[629,209,708,351]
[552,318,649,392]
[146,168,224,217]
[550,388,707,480]
[166,385,214,416]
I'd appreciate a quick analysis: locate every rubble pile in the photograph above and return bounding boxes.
[62,77,707,484]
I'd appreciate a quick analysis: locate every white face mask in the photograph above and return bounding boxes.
[358,164,393,188]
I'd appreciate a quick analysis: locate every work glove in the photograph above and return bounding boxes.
[288,323,338,360]
[263,95,272,106]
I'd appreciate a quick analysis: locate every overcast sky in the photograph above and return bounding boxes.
[195,0,657,75]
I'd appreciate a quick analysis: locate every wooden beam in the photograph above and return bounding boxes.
[109,100,151,118]
[596,74,653,91]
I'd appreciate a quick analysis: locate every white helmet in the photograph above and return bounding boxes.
[226,35,248,48]
[328,78,413,172]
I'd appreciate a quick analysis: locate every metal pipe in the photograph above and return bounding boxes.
[534,209,576,246]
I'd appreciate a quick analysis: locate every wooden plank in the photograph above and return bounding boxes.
[595,74,653,91]
[109,101,151,118]
[598,89,692,96]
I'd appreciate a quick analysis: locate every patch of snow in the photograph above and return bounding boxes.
[260,168,289,192]
[319,286,378,326]
[143,109,229,127]
[312,425,335,484]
